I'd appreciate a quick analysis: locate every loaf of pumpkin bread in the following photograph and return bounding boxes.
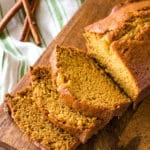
[6,88,80,150]
[30,66,109,143]
[84,0,150,106]
[50,46,131,120]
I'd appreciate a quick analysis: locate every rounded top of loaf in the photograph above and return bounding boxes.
[85,1,150,34]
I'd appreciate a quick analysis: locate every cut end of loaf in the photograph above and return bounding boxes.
[50,45,131,120]
[84,0,150,105]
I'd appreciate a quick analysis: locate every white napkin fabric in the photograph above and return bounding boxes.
[0,0,84,104]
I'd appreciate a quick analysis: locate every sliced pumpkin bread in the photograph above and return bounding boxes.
[84,1,150,106]
[50,46,131,119]
[30,66,109,143]
[6,88,80,150]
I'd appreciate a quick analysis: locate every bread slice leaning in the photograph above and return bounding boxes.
[50,46,131,120]
[6,87,79,150]
[84,0,150,106]
[30,66,110,143]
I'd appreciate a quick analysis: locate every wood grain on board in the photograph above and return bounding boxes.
[0,0,149,149]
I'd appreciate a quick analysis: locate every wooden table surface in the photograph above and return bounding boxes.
[0,0,149,149]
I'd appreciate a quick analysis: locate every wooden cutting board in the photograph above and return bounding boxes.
[0,0,150,149]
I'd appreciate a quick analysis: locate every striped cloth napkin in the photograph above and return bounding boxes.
[0,0,84,104]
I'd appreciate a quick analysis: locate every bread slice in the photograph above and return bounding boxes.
[6,88,80,150]
[84,1,150,106]
[50,46,131,120]
[30,66,109,143]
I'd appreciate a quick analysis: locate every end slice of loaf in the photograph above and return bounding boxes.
[84,1,150,106]
[6,88,80,150]
[50,46,131,120]
[30,66,109,143]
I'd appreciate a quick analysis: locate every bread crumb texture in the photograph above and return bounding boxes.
[54,46,130,118]
[84,1,150,102]
[6,88,79,150]
[31,66,103,143]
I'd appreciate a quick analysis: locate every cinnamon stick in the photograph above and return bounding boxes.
[0,0,22,32]
[21,0,41,45]
[20,0,39,42]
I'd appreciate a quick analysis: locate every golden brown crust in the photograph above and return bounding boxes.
[111,40,150,105]
[85,1,150,34]
[48,114,102,143]
[59,84,129,119]
[49,50,58,87]
[85,1,150,105]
